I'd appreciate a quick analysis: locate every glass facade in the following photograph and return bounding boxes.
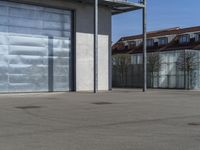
[113,50,200,89]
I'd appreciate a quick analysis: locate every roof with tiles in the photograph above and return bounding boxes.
[112,26,200,55]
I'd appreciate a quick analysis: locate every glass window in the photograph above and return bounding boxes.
[124,42,128,49]
[158,37,168,46]
[179,34,190,44]
[195,33,200,42]
[147,39,154,47]
[128,41,136,48]
[198,34,200,41]
[131,55,137,64]
[137,54,143,64]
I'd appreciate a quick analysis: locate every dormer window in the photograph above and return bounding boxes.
[123,41,129,49]
[128,41,136,48]
[198,34,200,42]
[196,33,200,42]
[179,34,190,44]
[158,37,168,46]
[147,39,154,47]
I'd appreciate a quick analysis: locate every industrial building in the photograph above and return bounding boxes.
[0,0,145,93]
[112,26,200,89]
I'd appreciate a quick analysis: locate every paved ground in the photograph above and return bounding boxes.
[0,89,200,150]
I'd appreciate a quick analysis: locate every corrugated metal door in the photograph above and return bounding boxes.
[0,1,72,92]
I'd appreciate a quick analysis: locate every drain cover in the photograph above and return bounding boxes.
[15,106,42,110]
[92,102,113,105]
[188,122,200,126]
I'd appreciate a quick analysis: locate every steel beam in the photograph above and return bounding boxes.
[94,0,98,93]
[142,0,147,92]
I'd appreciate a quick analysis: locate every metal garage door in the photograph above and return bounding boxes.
[0,1,72,93]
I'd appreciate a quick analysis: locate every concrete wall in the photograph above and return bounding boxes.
[9,0,111,91]
[75,4,111,91]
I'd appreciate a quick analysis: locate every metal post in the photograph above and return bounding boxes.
[109,37,112,91]
[184,50,186,89]
[94,0,98,93]
[142,0,147,92]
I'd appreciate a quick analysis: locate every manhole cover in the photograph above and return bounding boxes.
[92,102,113,105]
[188,122,200,126]
[15,106,42,110]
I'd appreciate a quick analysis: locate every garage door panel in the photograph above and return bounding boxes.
[0,1,72,93]
[9,74,33,83]
[0,1,43,10]
[43,12,70,23]
[8,56,47,65]
[53,49,70,57]
[21,56,48,65]
[8,26,70,37]
[8,35,48,46]
[0,67,8,74]
[0,55,8,64]
[43,30,70,37]
[0,16,8,25]
[0,25,8,32]
[53,84,69,91]
[8,65,48,75]
[53,76,69,91]
[54,75,69,82]
[44,7,71,15]
[54,66,69,76]
[0,83,8,92]
[53,38,70,48]
[0,34,7,42]
[8,65,32,75]
[9,74,48,83]
[8,77,48,92]
[43,21,71,31]
[54,57,70,65]
[8,83,35,92]
[9,7,43,20]
[8,7,71,23]
[9,17,43,29]
[0,74,8,83]
[8,26,43,36]
[0,5,8,16]
[9,46,48,56]
[0,46,8,55]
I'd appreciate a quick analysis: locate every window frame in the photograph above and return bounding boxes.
[158,37,168,46]
[198,34,200,42]
[128,41,136,48]
[147,39,154,47]
[179,34,190,44]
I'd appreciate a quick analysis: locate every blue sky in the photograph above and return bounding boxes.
[112,0,200,42]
